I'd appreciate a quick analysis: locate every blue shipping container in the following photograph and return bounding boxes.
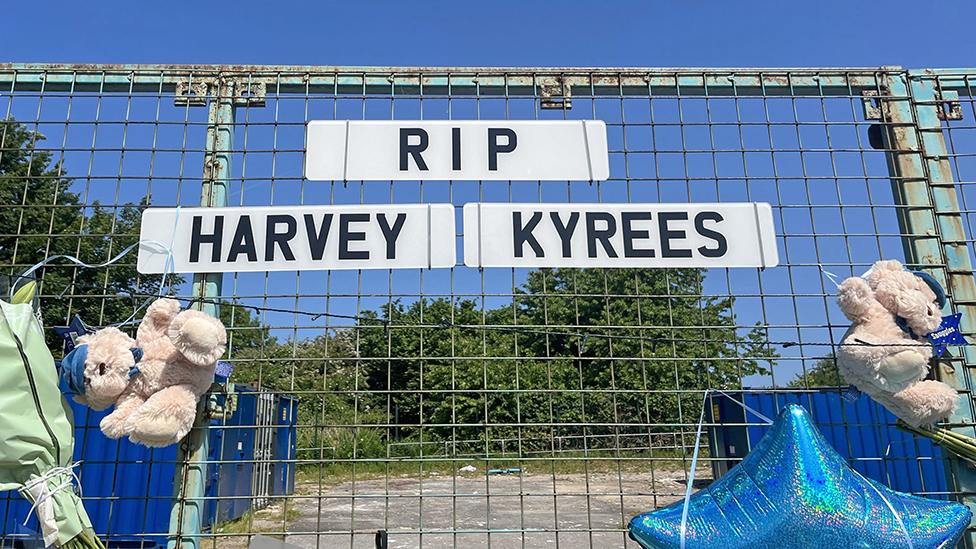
[0,386,298,548]
[271,396,298,497]
[205,387,259,526]
[705,390,950,497]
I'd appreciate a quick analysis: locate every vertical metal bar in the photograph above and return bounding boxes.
[168,78,233,549]
[909,76,976,539]
[882,73,976,544]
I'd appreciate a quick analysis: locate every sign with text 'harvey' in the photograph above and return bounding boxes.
[305,120,609,181]
[463,203,778,268]
[137,205,456,273]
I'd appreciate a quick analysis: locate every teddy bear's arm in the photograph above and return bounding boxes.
[840,330,888,376]
[841,329,931,393]
[877,347,931,387]
[137,298,182,344]
[99,388,146,439]
[125,384,200,448]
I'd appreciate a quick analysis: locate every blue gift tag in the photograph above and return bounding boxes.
[52,315,92,352]
[927,313,968,358]
[214,360,234,382]
[840,384,861,402]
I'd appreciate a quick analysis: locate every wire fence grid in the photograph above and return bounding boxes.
[0,65,975,549]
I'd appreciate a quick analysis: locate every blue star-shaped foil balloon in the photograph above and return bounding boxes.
[52,315,92,352]
[927,313,968,358]
[629,405,971,549]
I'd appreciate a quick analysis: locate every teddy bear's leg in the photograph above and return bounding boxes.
[137,298,182,343]
[99,389,146,439]
[168,309,227,366]
[877,348,930,389]
[885,380,959,427]
[125,384,200,448]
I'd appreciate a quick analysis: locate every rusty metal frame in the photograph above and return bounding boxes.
[880,71,976,546]
[4,63,976,548]
[0,63,901,97]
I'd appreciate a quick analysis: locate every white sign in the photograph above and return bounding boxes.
[138,205,456,274]
[463,202,778,268]
[305,120,609,181]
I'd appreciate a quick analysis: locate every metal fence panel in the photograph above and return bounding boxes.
[0,65,974,549]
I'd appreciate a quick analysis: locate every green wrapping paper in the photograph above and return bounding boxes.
[0,299,93,546]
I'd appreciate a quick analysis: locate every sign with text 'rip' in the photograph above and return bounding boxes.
[305,120,609,181]
[137,205,456,274]
[463,202,778,268]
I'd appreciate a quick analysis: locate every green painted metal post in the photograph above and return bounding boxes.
[882,73,976,546]
[167,79,234,549]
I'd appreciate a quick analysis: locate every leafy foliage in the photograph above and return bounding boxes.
[239,268,776,459]
[790,356,844,388]
[0,119,172,346]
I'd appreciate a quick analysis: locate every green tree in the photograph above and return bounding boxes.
[790,356,843,388]
[351,268,776,453]
[229,323,380,460]
[0,119,171,346]
[512,268,774,448]
[220,302,276,356]
[357,298,505,447]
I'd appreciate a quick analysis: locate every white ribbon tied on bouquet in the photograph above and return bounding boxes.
[20,463,82,547]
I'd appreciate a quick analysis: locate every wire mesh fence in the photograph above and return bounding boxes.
[0,65,974,548]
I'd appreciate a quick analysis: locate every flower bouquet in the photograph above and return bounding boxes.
[0,281,102,548]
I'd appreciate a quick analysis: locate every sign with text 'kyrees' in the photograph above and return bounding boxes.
[305,120,609,181]
[137,205,456,273]
[463,203,778,268]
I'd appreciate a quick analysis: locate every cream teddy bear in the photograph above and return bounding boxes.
[62,298,227,447]
[836,259,958,426]
[63,326,142,411]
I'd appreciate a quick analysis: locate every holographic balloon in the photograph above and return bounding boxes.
[629,404,971,549]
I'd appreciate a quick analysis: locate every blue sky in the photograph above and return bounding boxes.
[3,1,976,387]
[3,1,975,69]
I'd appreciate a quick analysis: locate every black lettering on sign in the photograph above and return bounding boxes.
[585,212,618,258]
[400,128,429,171]
[513,211,544,258]
[550,212,579,258]
[304,214,333,260]
[377,213,407,260]
[265,215,297,261]
[621,212,654,258]
[659,212,692,258]
[190,215,223,263]
[694,211,728,258]
[227,215,257,262]
[488,128,517,171]
[339,213,370,260]
[452,127,462,171]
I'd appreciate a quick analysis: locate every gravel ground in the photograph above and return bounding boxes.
[215,467,709,549]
